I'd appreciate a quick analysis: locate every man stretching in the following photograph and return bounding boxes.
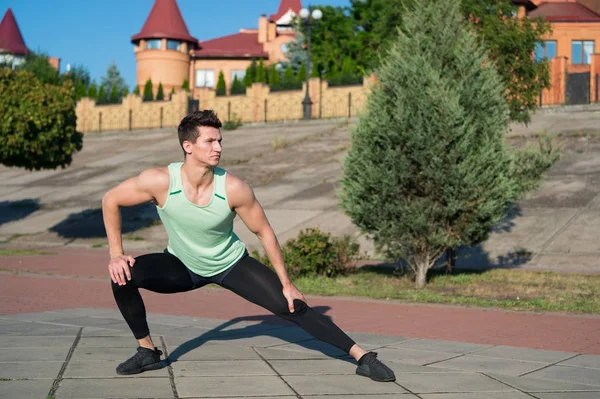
[102,110,396,382]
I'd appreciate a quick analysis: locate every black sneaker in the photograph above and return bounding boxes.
[356,352,396,382]
[116,346,164,375]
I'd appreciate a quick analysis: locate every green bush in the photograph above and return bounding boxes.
[0,69,83,170]
[223,113,243,130]
[182,78,190,91]
[252,228,360,278]
[143,78,154,101]
[230,76,245,95]
[216,71,226,96]
[156,82,165,101]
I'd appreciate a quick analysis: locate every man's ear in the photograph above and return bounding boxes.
[182,141,193,155]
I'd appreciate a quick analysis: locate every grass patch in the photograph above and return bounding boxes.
[293,267,600,314]
[272,136,289,150]
[0,249,56,256]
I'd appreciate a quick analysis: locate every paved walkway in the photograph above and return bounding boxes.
[1,308,599,399]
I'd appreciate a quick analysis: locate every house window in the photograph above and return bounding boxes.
[167,40,181,51]
[146,39,161,50]
[196,69,215,88]
[572,40,594,65]
[534,41,556,62]
[231,70,246,82]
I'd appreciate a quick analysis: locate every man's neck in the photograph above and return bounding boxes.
[181,160,214,190]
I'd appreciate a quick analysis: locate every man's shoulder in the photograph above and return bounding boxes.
[138,166,170,190]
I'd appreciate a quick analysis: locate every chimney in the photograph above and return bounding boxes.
[258,14,268,44]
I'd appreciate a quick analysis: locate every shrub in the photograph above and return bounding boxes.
[156,82,165,101]
[0,69,83,170]
[252,228,360,278]
[143,78,153,101]
[223,113,243,130]
[216,71,226,96]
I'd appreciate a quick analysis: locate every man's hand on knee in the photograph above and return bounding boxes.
[282,282,307,313]
[109,255,136,286]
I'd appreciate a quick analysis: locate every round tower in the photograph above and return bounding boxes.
[131,0,197,95]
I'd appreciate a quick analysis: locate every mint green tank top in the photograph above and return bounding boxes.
[156,162,246,276]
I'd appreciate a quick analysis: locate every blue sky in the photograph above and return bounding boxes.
[3,0,350,87]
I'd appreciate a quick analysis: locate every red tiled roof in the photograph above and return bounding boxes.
[529,1,600,21]
[194,32,268,59]
[0,9,30,56]
[131,0,197,43]
[269,0,302,22]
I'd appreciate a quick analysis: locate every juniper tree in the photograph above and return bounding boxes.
[340,0,532,288]
[156,82,165,101]
[216,71,226,96]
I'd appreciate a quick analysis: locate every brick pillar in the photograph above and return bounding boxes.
[590,53,600,103]
[309,77,321,118]
[548,56,567,105]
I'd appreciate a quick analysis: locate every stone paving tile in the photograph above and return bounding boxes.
[0,311,67,322]
[283,374,408,395]
[176,375,294,398]
[254,346,333,360]
[487,373,600,392]
[172,359,275,377]
[77,335,138,348]
[374,346,459,366]
[0,361,62,379]
[267,339,349,357]
[0,335,75,348]
[0,320,81,336]
[47,316,128,328]
[0,379,53,399]
[397,373,513,394]
[54,377,173,398]
[63,360,169,378]
[472,345,576,363]
[430,354,547,376]
[524,364,600,386]
[389,339,492,354]
[166,341,262,361]
[0,346,70,362]
[558,354,600,369]
[69,346,146,362]
[419,393,531,399]
[269,358,357,375]
[80,327,132,337]
[534,393,600,399]
[307,395,415,399]
[346,332,415,347]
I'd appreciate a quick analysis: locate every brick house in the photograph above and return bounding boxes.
[132,0,302,97]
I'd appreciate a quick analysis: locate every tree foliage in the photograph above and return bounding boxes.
[0,69,83,170]
[216,71,227,96]
[156,82,165,101]
[100,61,126,97]
[340,0,555,288]
[143,78,154,101]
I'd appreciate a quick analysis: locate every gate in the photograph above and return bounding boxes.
[188,98,199,114]
[565,72,590,105]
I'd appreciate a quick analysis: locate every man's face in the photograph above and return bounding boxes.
[185,126,222,166]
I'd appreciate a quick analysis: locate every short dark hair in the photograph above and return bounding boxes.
[177,110,222,155]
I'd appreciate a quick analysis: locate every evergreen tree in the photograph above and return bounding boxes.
[100,61,126,95]
[143,78,154,101]
[230,76,246,95]
[108,84,120,103]
[87,82,98,99]
[268,67,281,90]
[340,0,554,288]
[156,82,165,101]
[282,65,296,90]
[256,59,267,83]
[122,86,129,97]
[75,81,87,101]
[216,71,227,96]
[133,85,140,95]
[182,78,190,91]
[296,63,307,84]
[97,85,106,104]
[170,87,175,99]
[244,59,258,87]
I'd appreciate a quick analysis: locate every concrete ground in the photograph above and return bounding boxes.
[1,107,600,273]
[1,308,599,399]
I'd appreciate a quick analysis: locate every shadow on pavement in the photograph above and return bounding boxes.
[0,199,41,226]
[167,306,357,366]
[50,202,160,238]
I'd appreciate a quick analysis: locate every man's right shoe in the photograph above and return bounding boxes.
[356,351,396,382]
[116,346,164,375]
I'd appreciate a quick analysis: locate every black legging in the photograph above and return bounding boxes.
[112,251,356,353]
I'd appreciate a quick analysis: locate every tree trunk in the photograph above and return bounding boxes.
[415,258,429,289]
[445,247,456,274]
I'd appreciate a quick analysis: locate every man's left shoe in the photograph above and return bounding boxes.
[356,351,396,382]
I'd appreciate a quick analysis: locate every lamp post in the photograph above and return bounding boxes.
[299,7,322,120]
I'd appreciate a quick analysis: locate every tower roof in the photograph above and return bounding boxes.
[269,0,303,22]
[0,8,30,56]
[131,0,197,44]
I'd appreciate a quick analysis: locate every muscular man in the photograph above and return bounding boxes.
[102,110,395,382]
